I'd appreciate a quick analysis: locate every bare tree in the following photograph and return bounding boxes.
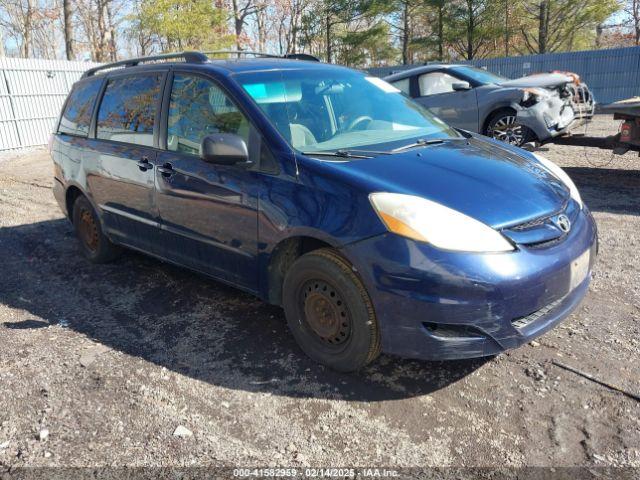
[125,0,153,56]
[22,0,31,56]
[254,0,267,51]
[230,0,261,51]
[0,0,62,58]
[246,0,303,54]
[33,5,59,58]
[275,0,304,53]
[0,0,34,56]
[75,0,119,61]
[625,0,640,44]
[62,0,74,59]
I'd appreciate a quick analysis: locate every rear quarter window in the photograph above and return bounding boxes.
[58,80,102,137]
[96,74,162,147]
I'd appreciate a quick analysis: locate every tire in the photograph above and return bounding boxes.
[282,248,381,372]
[485,110,534,147]
[72,195,121,263]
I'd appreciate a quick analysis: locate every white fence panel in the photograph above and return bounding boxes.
[0,58,101,151]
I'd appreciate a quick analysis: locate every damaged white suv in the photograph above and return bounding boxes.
[385,64,595,147]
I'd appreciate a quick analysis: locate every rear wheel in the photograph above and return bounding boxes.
[72,195,120,263]
[282,248,380,372]
[486,110,534,146]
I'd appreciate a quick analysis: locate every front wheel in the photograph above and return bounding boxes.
[486,111,534,146]
[282,249,381,372]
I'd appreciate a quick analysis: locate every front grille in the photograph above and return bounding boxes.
[510,214,551,231]
[503,200,575,249]
[511,295,565,330]
[525,236,565,250]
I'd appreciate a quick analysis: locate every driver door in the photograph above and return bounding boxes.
[154,71,259,290]
[413,71,479,132]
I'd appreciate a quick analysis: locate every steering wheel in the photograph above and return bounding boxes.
[346,115,373,132]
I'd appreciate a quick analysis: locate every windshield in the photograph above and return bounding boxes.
[235,68,460,153]
[450,66,508,85]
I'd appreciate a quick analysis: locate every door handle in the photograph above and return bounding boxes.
[137,157,153,171]
[157,163,174,177]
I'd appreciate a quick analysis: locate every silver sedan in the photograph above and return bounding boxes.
[385,64,594,147]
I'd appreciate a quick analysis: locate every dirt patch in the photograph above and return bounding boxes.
[0,115,638,468]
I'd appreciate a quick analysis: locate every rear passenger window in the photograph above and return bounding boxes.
[58,80,102,137]
[167,74,250,155]
[96,74,162,147]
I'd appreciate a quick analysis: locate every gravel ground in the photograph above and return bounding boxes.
[0,115,638,472]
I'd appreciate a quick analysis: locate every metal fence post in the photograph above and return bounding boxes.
[2,65,23,148]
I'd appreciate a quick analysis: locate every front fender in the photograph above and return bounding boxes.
[478,88,526,132]
[255,159,386,302]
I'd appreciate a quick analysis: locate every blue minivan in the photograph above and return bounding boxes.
[51,52,597,372]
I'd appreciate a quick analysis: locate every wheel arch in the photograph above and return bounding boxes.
[265,235,338,305]
[64,183,107,232]
[65,184,85,220]
[482,106,518,136]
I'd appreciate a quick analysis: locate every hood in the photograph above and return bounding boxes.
[500,73,572,89]
[306,137,569,229]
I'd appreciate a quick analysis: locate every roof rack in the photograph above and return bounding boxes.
[204,50,279,58]
[205,50,320,62]
[82,51,208,78]
[81,50,321,78]
[283,53,320,62]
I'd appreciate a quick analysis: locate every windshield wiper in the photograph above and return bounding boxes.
[301,149,375,159]
[391,138,446,153]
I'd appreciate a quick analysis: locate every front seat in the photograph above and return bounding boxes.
[266,104,317,149]
[289,123,317,149]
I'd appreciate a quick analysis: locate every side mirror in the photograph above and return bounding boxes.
[201,134,249,165]
[452,81,471,91]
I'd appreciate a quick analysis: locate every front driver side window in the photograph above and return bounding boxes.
[391,78,411,95]
[418,72,459,96]
[167,74,250,155]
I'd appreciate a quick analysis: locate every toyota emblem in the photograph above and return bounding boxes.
[556,214,571,233]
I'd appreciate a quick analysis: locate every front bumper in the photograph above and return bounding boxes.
[341,208,598,361]
[516,97,576,142]
[569,83,596,121]
[516,86,596,142]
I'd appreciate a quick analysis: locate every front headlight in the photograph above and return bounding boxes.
[369,193,514,253]
[532,153,583,208]
[520,87,549,106]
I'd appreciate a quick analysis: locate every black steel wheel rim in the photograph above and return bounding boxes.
[78,208,99,252]
[299,279,352,347]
